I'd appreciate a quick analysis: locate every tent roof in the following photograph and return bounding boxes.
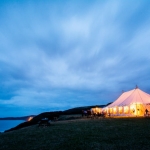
[107,87,150,108]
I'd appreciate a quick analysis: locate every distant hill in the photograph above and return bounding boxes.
[63,105,106,115]
[4,104,108,132]
[105,102,112,106]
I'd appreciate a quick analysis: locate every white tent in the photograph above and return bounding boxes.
[104,86,150,116]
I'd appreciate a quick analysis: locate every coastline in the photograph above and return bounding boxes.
[0,120,24,133]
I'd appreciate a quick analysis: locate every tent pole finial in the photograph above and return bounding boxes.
[135,85,138,89]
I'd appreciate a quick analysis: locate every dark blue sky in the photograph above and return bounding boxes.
[0,0,150,117]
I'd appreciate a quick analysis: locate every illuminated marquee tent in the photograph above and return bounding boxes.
[104,86,150,116]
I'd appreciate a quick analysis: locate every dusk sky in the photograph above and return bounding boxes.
[0,0,150,117]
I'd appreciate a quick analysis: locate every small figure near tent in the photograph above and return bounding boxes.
[82,110,87,117]
[101,111,106,118]
[84,110,87,116]
[145,109,149,116]
[132,108,135,113]
[87,110,92,118]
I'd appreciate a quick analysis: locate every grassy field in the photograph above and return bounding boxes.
[0,117,150,150]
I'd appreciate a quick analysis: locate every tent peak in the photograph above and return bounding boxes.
[135,85,138,89]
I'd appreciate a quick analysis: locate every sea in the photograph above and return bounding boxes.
[0,120,24,132]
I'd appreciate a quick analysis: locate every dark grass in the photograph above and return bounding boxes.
[1,117,150,150]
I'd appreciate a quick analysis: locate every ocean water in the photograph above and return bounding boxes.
[0,120,24,132]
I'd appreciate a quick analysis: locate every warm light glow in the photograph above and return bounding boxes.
[124,106,129,114]
[106,108,109,113]
[91,107,102,114]
[113,107,117,114]
[119,107,123,114]
[110,108,112,113]
[27,117,33,121]
[130,104,136,115]
[129,103,145,116]
[108,104,146,116]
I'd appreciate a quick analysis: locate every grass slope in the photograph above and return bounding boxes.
[4,104,106,132]
[4,111,62,132]
[1,117,150,150]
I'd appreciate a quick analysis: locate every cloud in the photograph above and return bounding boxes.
[0,0,150,116]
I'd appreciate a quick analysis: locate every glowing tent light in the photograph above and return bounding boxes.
[27,117,33,121]
[91,107,102,114]
[124,106,129,114]
[113,107,117,114]
[118,107,123,114]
